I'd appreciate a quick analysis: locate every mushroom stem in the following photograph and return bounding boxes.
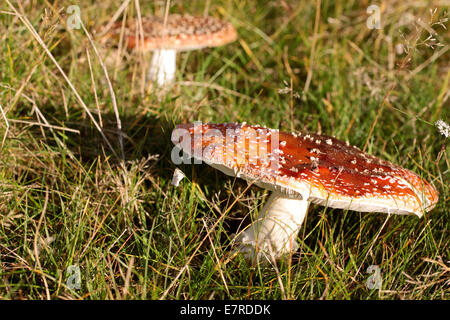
[236,193,309,262]
[148,49,177,86]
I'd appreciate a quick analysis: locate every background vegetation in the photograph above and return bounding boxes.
[0,0,448,299]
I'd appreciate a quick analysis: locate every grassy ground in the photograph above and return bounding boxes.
[0,0,448,300]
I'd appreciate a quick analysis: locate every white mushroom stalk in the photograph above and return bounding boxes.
[148,49,177,87]
[237,194,309,262]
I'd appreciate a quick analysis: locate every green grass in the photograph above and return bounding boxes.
[0,0,448,299]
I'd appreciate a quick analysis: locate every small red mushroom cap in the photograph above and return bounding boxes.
[172,123,438,217]
[100,14,237,51]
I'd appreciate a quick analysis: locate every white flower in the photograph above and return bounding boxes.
[435,119,450,138]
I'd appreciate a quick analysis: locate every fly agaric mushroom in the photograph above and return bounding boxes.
[171,123,439,262]
[99,14,237,87]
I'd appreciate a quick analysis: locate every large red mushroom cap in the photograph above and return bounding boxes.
[172,123,439,217]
